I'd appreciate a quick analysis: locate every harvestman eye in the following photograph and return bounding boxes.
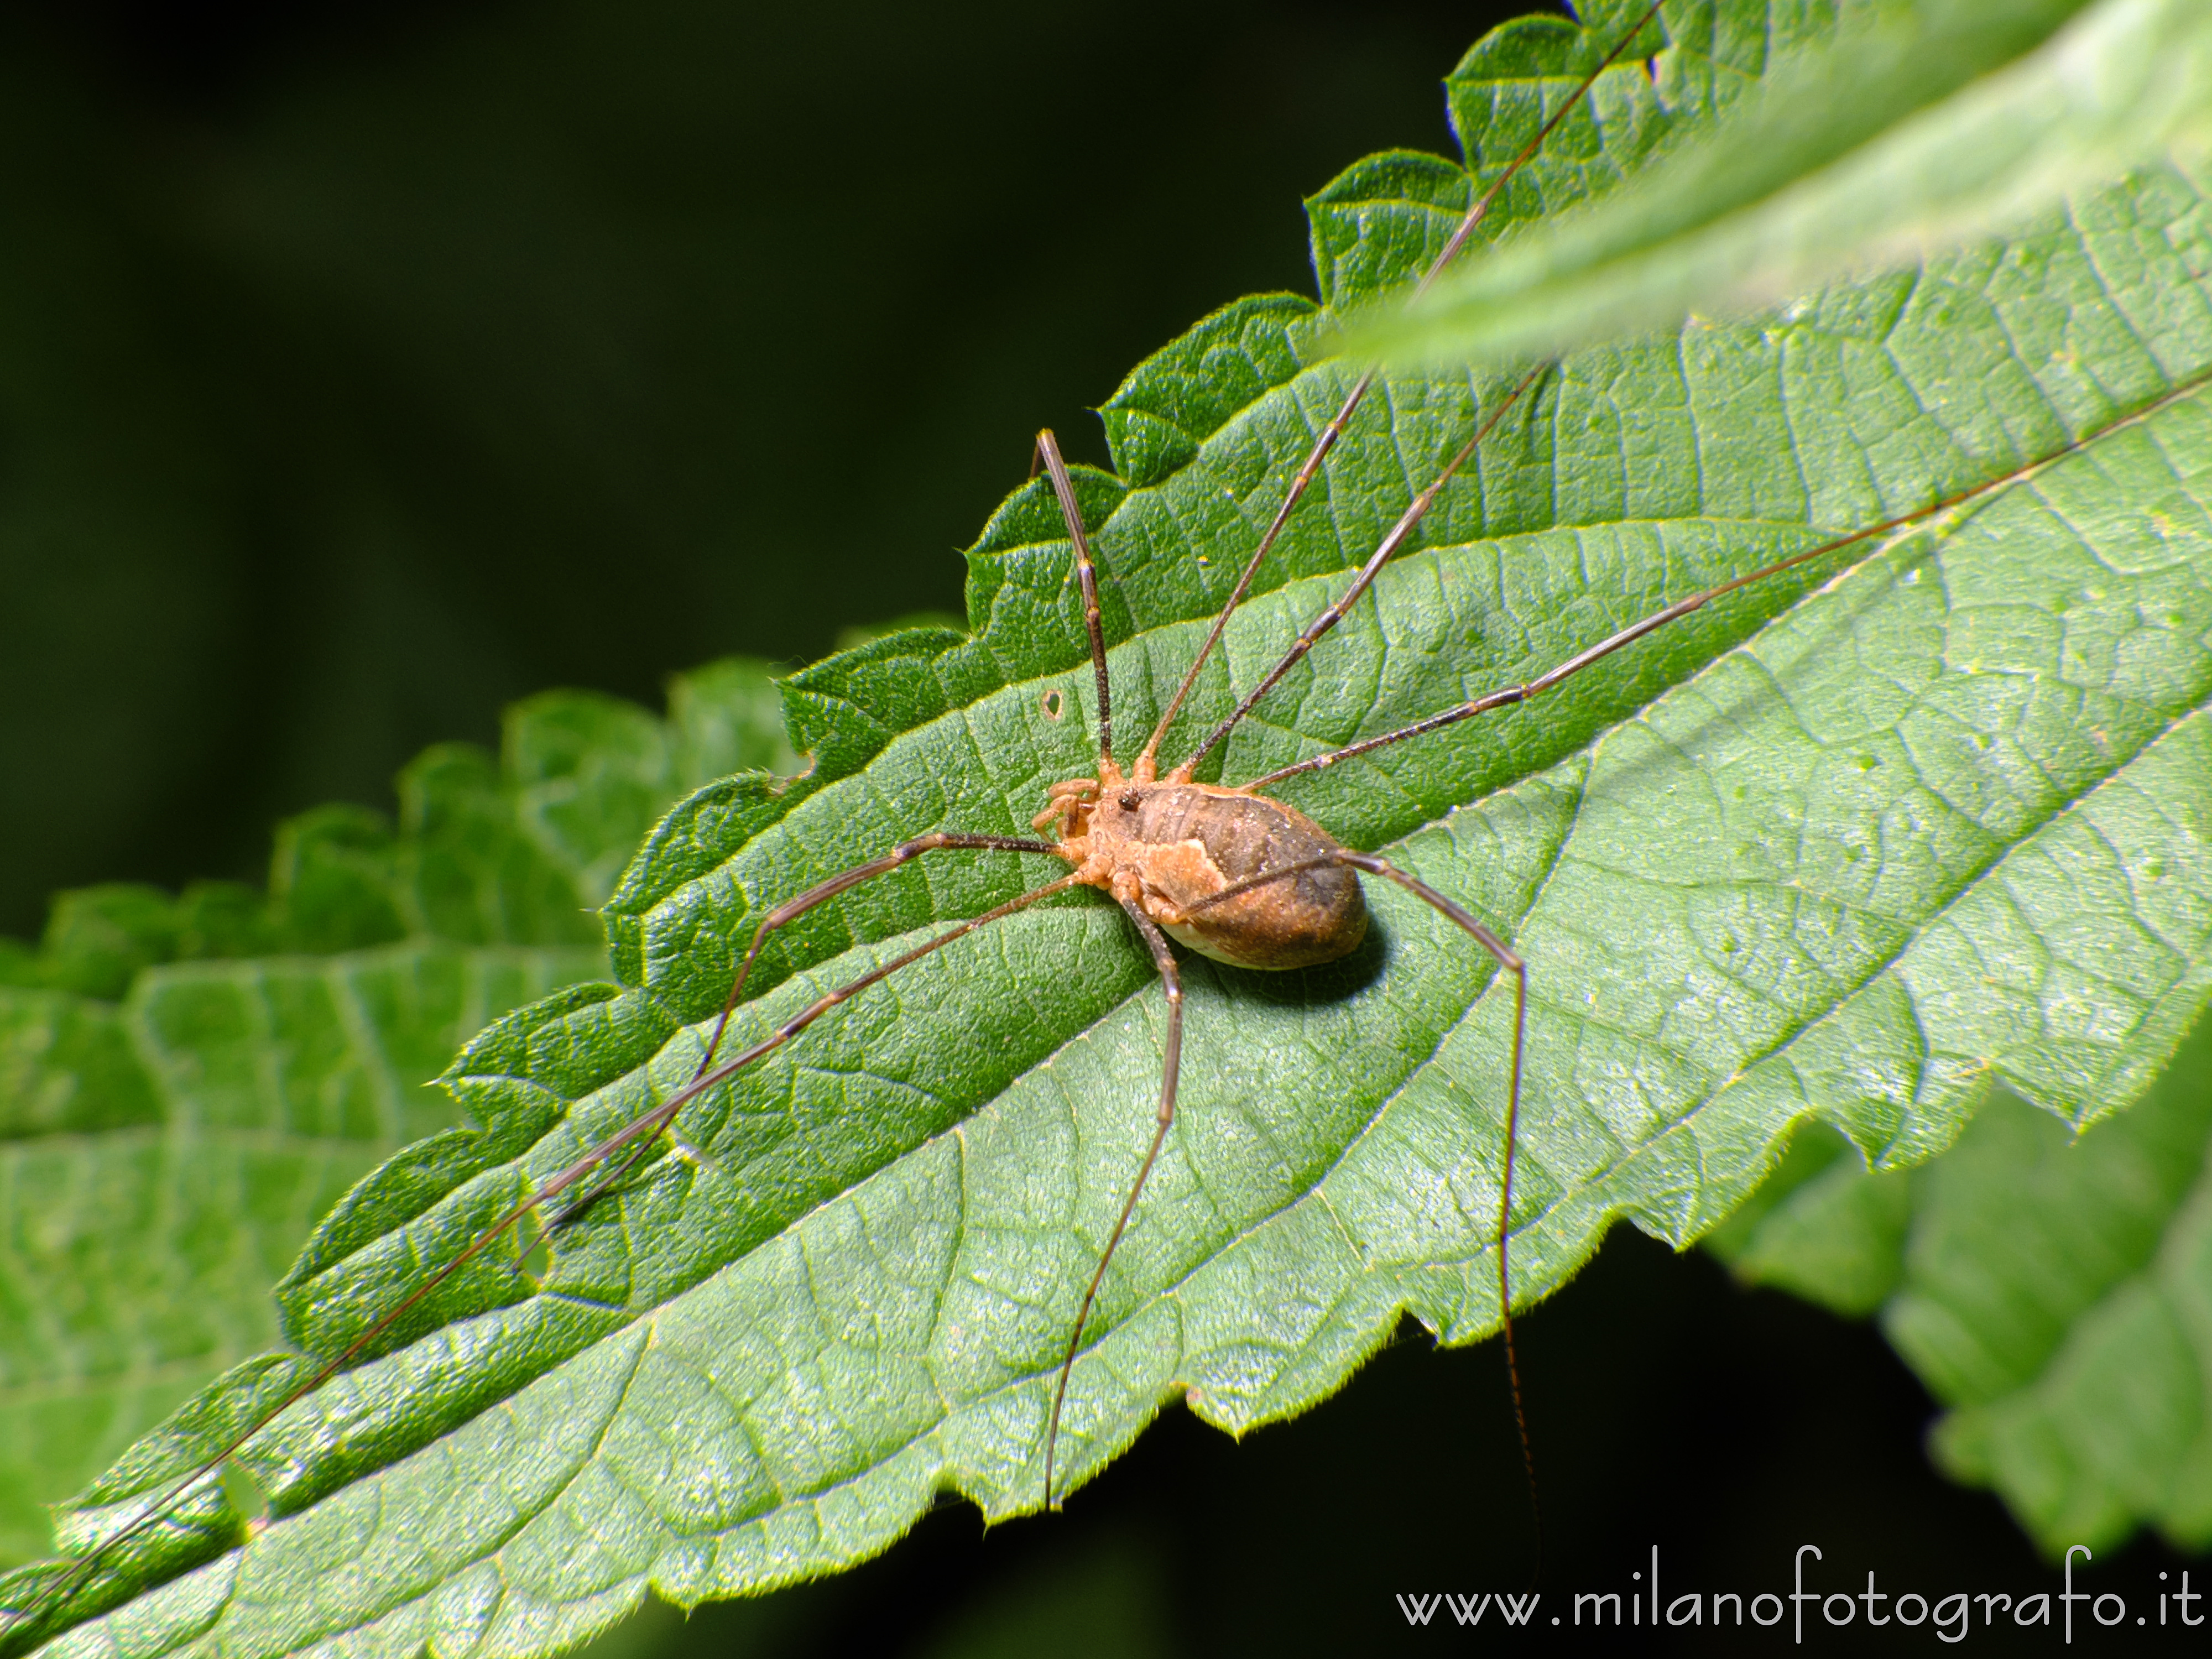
[17,0,2206,1637]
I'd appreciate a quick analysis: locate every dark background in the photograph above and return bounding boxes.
[2,2,2199,1652]
[0,0,1519,941]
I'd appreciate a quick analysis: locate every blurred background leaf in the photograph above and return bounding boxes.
[1713,1009,2212,1558]
[0,660,789,1564]
[1350,0,2212,369]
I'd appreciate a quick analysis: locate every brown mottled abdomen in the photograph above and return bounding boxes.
[1100,784,1365,971]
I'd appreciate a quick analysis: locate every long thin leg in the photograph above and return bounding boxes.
[696,832,1059,1088]
[1034,429,1115,769]
[1169,362,1547,781]
[1130,0,1668,779]
[1043,901,1184,1510]
[531,830,1065,1244]
[24,865,1086,1634]
[1183,849,1537,1542]
[1237,381,2204,793]
[608,865,1093,1210]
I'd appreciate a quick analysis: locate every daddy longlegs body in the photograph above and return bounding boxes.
[12,0,2209,1642]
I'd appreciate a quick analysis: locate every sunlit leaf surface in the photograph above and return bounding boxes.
[4,2,2210,1652]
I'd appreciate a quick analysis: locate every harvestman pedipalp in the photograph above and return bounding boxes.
[18,0,2211,1637]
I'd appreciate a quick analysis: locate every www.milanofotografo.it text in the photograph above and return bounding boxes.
[1396,1546,2204,1640]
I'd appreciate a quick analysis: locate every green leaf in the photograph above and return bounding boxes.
[1353,0,2212,371]
[0,947,598,1573]
[9,2,2212,1652]
[0,661,794,1569]
[1714,1008,2212,1556]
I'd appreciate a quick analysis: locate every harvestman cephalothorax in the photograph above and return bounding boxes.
[12,0,2211,1640]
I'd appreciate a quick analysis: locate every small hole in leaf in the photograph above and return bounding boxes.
[219,1459,270,1529]
[1041,689,1065,721]
[514,1211,553,1284]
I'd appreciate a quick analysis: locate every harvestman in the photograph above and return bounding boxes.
[12,0,2204,1637]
